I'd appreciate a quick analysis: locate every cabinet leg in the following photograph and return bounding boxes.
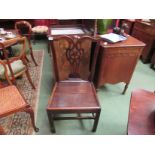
[122,83,128,95]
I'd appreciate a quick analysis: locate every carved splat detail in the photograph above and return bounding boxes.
[54,36,95,79]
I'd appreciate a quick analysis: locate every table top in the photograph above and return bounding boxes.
[99,35,146,48]
[0,29,20,48]
[128,89,155,135]
[48,24,93,37]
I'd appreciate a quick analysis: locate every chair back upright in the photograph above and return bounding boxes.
[15,21,32,40]
[52,35,100,82]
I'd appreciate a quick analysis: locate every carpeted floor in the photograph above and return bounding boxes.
[0,50,44,135]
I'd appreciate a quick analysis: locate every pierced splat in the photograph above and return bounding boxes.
[53,35,97,80]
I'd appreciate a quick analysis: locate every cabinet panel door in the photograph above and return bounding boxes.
[132,28,154,62]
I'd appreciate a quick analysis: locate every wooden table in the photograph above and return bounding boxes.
[93,35,145,94]
[0,30,20,58]
[128,89,155,135]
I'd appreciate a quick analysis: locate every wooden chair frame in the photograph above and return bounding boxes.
[0,85,39,135]
[47,35,101,133]
[15,20,38,66]
[0,37,35,89]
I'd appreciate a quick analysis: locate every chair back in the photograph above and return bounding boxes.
[15,21,32,37]
[52,35,100,81]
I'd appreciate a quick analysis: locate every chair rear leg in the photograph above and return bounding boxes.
[25,70,35,89]
[122,83,129,94]
[30,48,38,66]
[0,125,6,135]
[47,110,56,133]
[24,106,39,132]
[25,55,30,62]
[92,110,101,132]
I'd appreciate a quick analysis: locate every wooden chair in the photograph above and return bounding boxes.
[0,37,35,89]
[0,82,39,135]
[15,20,38,66]
[47,35,101,133]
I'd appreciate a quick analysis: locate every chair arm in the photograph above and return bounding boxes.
[0,59,12,85]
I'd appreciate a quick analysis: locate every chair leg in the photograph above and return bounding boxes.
[25,69,35,89]
[25,55,30,62]
[92,110,101,132]
[30,48,38,66]
[0,125,6,135]
[122,83,129,94]
[24,106,39,132]
[47,110,56,133]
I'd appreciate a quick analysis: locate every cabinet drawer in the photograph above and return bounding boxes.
[134,22,155,36]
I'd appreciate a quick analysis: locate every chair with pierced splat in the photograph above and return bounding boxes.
[47,35,101,133]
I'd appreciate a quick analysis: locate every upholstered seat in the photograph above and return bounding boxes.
[32,26,48,34]
[0,60,26,79]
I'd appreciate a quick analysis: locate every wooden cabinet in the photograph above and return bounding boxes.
[132,21,155,63]
[94,36,145,94]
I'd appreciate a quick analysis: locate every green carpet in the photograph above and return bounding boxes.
[32,40,155,135]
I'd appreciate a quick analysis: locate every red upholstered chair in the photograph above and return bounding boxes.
[0,83,39,135]
[47,35,101,133]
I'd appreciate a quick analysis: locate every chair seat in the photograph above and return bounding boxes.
[47,80,100,111]
[32,26,48,34]
[0,85,27,117]
[0,60,26,79]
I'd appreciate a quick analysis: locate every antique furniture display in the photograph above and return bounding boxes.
[47,35,101,133]
[0,85,39,134]
[0,37,35,89]
[132,21,155,63]
[94,35,145,94]
[127,89,155,135]
[15,20,38,66]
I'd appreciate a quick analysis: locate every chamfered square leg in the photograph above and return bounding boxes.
[92,110,101,132]
[47,110,56,133]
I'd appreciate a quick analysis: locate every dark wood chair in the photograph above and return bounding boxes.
[0,37,35,89]
[47,35,101,133]
[15,20,38,66]
[0,82,39,135]
[127,89,155,135]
